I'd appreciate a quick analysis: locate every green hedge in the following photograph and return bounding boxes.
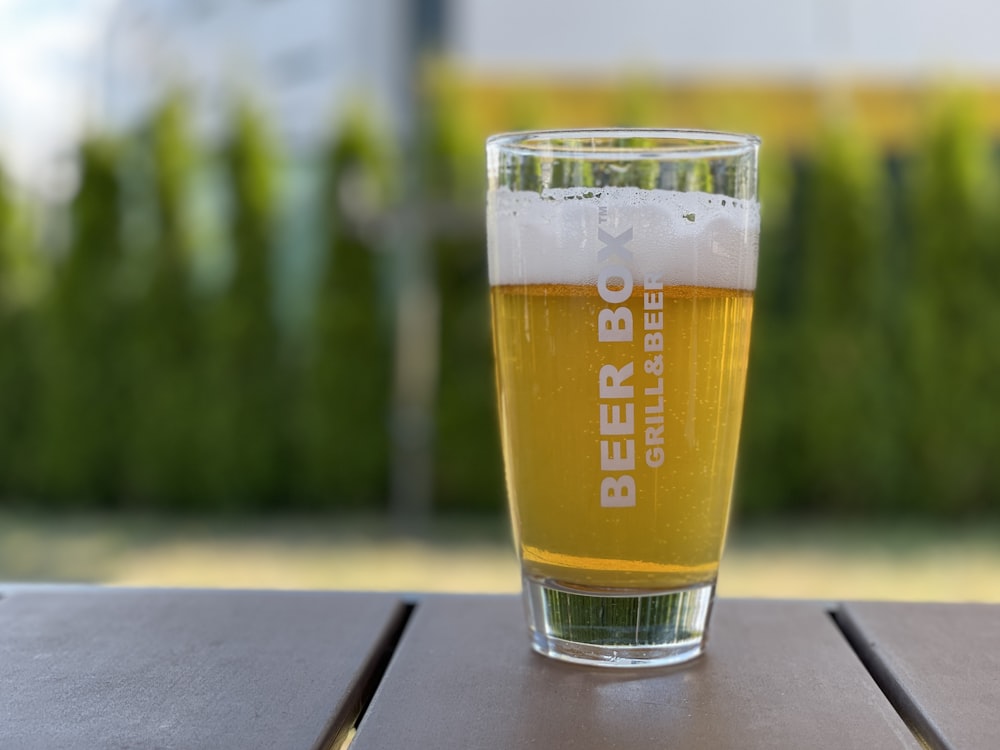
[121,96,205,509]
[291,106,392,510]
[31,137,127,505]
[740,94,1000,517]
[197,101,285,510]
[0,92,998,517]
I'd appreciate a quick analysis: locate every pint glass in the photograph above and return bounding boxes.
[486,130,760,667]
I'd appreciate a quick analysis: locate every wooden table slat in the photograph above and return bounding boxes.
[0,587,405,750]
[838,601,1000,750]
[350,595,923,750]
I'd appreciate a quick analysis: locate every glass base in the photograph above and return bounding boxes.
[522,575,715,668]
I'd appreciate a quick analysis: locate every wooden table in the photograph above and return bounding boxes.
[1,585,997,749]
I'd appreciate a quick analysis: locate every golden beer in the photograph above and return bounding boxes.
[486,129,759,666]
[491,282,754,591]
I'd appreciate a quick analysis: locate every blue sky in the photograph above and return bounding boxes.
[0,0,115,196]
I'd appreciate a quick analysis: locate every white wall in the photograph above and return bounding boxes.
[102,0,409,149]
[449,0,1000,81]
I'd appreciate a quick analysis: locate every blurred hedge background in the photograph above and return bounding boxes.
[1,71,999,520]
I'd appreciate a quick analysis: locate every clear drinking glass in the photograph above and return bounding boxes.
[486,129,760,667]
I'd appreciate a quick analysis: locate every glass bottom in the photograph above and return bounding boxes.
[522,575,715,668]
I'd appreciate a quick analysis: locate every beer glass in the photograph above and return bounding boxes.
[486,129,760,667]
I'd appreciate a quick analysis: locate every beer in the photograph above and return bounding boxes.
[491,282,753,591]
[486,130,760,666]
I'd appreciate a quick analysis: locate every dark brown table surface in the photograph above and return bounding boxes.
[1,585,997,750]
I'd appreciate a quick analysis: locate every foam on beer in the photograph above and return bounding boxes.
[487,186,759,290]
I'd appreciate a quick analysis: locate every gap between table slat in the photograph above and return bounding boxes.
[829,605,948,750]
[316,600,417,750]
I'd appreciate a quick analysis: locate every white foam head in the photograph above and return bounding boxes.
[487,186,759,290]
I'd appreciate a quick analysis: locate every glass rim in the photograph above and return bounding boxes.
[486,128,760,161]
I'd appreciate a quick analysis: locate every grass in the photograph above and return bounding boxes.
[1,511,998,603]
